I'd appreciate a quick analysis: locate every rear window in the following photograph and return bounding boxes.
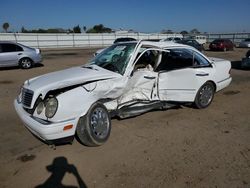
[114,38,136,43]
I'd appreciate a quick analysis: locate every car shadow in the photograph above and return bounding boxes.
[35,156,87,188]
[231,61,250,70]
[0,63,44,71]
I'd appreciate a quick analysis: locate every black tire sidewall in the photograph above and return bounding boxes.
[194,82,215,109]
[20,58,32,69]
[76,103,111,146]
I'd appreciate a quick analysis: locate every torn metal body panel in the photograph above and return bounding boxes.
[14,41,232,145]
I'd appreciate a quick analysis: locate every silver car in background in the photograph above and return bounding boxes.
[0,41,42,69]
[239,38,250,48]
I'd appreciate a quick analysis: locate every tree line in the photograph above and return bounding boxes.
[2,22,203,35]
[2,22,113,33]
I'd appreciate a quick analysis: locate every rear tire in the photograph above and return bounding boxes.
[76,103,111,146]
[194,82,215,109]
[19,58,33,69]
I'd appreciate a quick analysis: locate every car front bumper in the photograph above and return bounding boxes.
[14,99,78,141]
[34,54,43,64]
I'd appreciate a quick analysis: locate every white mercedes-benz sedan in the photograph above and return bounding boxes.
[14,41,232,146]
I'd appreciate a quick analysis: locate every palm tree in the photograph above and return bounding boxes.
[83,26,87,33]
[2,22,10,32]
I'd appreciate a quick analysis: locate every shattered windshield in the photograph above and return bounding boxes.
[91,43,136,75]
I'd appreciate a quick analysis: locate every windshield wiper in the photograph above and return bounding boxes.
[82,65,98,71]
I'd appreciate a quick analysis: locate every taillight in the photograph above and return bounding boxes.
[220,43,223,46]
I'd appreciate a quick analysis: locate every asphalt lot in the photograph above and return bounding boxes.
[0,47,249,188]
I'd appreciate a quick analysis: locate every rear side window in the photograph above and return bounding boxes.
[1,43,23,52]
[156,49,193,71]
[16,45,23,51]
[193,52,210,66]
[156,48,211,71]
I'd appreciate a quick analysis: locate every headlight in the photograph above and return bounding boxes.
[36,102,44,115]
[45,97,58,118]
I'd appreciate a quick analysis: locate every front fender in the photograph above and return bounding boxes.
[51,87,98,122]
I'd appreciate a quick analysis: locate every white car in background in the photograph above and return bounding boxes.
[14,41,232,146]
[187,35,207,45]
[94,37,137,56]
[239,38,250,48]
[0,41,42,69]
[160,37,183,43]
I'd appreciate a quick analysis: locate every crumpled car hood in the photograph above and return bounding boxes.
[24,65,119,97]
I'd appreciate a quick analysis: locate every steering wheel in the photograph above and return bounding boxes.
[111,54,121,63]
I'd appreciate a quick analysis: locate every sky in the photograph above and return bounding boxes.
[0,0,250,33]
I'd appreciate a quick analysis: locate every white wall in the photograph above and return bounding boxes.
[0,33,183,48]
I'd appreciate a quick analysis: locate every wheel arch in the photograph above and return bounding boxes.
[18,56,34,64]
[76,101,112,146]
[194,80,216,109]
[206,80,217,92]
[18,56,34,69]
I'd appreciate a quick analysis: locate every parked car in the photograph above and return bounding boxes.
[14,41,232,146]
[187,35,207,45]
[177,39,205,52]
[241,50,250,68]
[113,37,136,43]
[0,41,42,69]
[94,37,136,56]
[239,38,250,48]
[160,37,183,42]
[209,39,234,51]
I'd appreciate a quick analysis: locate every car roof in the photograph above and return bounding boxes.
[139,40,189,49]
[114,37,137,43]
[117,40,192,49]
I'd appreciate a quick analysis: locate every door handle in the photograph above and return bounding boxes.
[18,53,23,55]
[144,76,156,79]
[196,73,209,76]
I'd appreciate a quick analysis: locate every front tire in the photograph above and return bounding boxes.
[194,82,215,109]
[19,58,33,69]
[76,103,111,146]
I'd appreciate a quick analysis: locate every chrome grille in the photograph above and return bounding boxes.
[22,88,34,107]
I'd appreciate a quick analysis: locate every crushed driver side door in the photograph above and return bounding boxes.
[116,48,162,118]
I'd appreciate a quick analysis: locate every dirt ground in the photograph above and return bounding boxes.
[0,47,249,188]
